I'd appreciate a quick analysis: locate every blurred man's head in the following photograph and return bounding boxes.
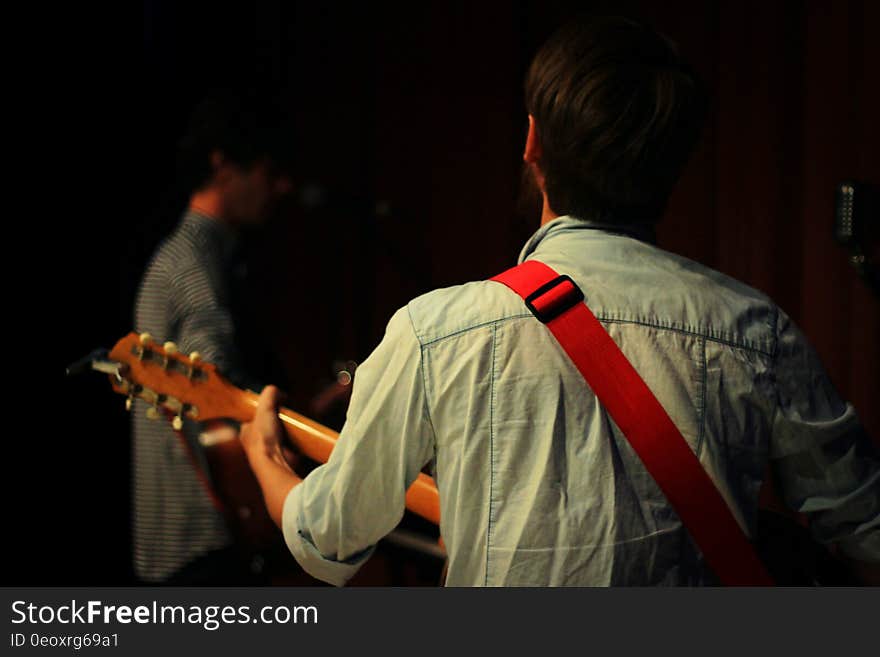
[523,15,706,226]
[177,88,296,225]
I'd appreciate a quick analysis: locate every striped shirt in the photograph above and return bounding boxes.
[132,210,244,582]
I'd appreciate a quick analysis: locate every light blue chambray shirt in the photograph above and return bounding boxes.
[282,216,880,586]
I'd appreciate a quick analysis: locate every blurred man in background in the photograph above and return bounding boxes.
[132,89,294,584]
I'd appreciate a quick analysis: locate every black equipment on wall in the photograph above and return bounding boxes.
[834,181,880,298]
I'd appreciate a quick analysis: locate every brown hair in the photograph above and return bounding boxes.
[525,15,706,225]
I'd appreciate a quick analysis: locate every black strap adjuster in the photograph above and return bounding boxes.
[524,274,585,323]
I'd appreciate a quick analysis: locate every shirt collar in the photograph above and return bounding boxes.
[518,215,657,264]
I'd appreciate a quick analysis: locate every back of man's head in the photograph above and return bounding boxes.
[176,87,296,194]
[525,15,706,226]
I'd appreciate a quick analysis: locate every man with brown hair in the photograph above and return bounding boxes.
[240,16,879,585]
[133,89,293,584]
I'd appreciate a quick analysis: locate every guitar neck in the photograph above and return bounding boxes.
[239,391,441,526]
[103,331,442,528]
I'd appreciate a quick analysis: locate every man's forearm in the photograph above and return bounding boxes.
[246,448,302,528]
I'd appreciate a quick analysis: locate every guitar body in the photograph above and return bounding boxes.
[199,434,282,555]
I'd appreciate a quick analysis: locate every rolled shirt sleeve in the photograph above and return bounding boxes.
[769,310,880,563]
[282,307,436,585]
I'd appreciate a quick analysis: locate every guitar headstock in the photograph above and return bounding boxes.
[104,332,253,427]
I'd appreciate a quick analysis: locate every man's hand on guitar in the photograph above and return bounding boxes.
[240,385,286,462]
[240,385,303,527]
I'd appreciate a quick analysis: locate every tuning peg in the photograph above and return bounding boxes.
[136,333,153,361]
[187,352,202,380]
[140,388,158,405]
[171,415,183,431]
[161,342,176,369]
[146,406,161,421]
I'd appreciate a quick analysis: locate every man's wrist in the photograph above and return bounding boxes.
[245,439,291,473]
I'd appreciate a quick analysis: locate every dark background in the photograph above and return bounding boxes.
[10,0,878,584]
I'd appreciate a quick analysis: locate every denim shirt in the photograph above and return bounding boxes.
[282,216,880,586]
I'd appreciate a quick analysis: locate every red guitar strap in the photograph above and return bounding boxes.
[491,259,774,586]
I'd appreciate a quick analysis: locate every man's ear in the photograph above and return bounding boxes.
[524,114,542,164]
[524,115,546,194]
